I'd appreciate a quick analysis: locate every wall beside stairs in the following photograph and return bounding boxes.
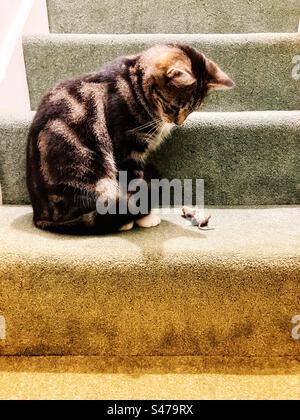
[0,0,49,113]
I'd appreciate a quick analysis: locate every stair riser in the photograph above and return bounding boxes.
[23,33,300,112]
[46,0,300,34]
[152,113,300,206]
[1,261,299,356]
[0,113,299,206]
[0,116,32,205]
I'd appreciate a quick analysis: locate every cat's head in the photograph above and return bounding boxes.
[141,44,234,125]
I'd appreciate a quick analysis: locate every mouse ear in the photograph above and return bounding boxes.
[167,67,196,88]
[206,59,235,91]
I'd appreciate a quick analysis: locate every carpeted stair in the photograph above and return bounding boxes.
[0,0,300,399]
[23,33,300,111]
[46,0,300,34]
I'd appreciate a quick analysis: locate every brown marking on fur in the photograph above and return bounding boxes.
[130,150,147,163]
[38,121,94,186]
[81,83,117,178]
[116,76,131,102]
[129,66,154,120]
[177,108,190,125]
[132,170,144,179]
[48,119,92,165]
[36,210,97,231]
[35,220,53,229]
[65,180,96,194]
[166,66,196,87]
[50,88,86,122]
[52,207,61,222]
[142,45,193,82]
[116,74,150,125]
[48,194,63,203]
[40,209,50,219]
[115,76,142,121]
[140,46,197,125]
[82,211,96,226]
[38,130,55,185]
[51,121,94,188]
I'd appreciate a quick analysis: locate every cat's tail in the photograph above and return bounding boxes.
[34,211,107,235]
[35,211,97,235]
[34,211,122,235]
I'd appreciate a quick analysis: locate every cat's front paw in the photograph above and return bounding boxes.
[119,221,134,232]
[136,214,161,228]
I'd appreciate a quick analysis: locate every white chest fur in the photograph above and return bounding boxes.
[148,123,175,154]
[131,123,175,164]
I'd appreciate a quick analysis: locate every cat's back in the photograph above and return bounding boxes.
[28,75,100,139]
[28,54,136,141]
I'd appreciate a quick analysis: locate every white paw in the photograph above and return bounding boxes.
[136,214,161,228]
[119,221,134,232]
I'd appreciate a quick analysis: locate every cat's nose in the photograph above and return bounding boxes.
[176,112,189,125]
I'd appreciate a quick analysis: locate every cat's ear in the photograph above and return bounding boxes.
[167,67,196,88]
[206,59,235,91]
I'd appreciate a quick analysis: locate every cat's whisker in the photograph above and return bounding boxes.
[147,121,163,138]
[127,119,161,134]
[127,123,154,133]
[128,124,157,134]
[145,123,158,136]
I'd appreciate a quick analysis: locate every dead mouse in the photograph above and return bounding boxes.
[182,206,213,230]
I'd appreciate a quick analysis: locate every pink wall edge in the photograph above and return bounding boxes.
[0,0,49,113]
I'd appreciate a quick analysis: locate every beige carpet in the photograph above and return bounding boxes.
[1,206,300,357]
[0,356,300,400]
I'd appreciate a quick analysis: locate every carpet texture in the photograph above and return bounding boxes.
[23,33,300,111]
[0,206,299,356]
[1,356,300,400]
[1,111,299,206]
[46,0,300,34]
[1,0,300,399]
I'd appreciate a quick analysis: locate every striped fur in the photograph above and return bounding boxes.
[27,44,233,235]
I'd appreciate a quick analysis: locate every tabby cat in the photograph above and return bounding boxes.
[27,44,234,235]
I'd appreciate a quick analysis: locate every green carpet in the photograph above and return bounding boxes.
[0,0,299,399]
[1,111,299,206]
[0,206,299,356]
[23,33,300,111]
[46,0,300,34]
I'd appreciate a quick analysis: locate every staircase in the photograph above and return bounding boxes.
[0,0,300,399]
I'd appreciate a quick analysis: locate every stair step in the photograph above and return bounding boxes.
[0,356,300,400]
[0,205,299,356]
[23,33,300,112]
[152,112,300,206]
[0,113,34,205]
[46,0,300,34]
[0,111,299,206]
